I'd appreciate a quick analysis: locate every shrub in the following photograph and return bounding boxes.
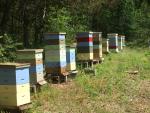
[0,34,16,62]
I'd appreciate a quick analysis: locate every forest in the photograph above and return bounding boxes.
[0,1,150,113]
[0,0,150,61]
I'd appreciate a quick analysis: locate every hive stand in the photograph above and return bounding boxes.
[0,103,32,113]
[77,60,94,69]
[45,72,69,84]
[92,59,101,65]
[30,72,47,93]
[30,83,42,93]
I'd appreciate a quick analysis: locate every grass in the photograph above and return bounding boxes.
[26,48,150,113]
[2,48,150,113]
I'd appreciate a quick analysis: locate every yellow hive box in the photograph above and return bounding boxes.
[93,45,103,59]
[67,62,76,71]
[0,83,30,93]
[77,53,93,61]
[0,93,30,106]
[16,49,43,60]
[0,83,30,106]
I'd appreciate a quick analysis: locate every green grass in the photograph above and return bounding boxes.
[27,48,150,113]
[2,48,150,113]
[26,48,150,113]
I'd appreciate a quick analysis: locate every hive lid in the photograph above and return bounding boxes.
[17,49,43,53]
[77,32,93,34]
[44,32,66,35]
[118,35,125,37]
[107,33,118,36]
[93,32,102,34]
[0,62,30,68]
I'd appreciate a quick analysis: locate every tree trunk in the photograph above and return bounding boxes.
[22,1,30,48]
[0,0,11,35]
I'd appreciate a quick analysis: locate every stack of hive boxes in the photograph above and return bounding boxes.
[16,49,45,85]
[66,46,76,71]
[0,63,31,107]
[106,39,110,53]
[76,32,93,61]
[44,32,67,74]
[93,32,103,60]
[102,38,110,53]
[107,33,119,52]
[118,35,123,51]
[122,35,126,47]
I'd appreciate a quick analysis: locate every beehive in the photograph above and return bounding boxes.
[0,63,31,106]
[16,49,45,85]
[66,46,76,71]
[106,39,110,53]
[93,32,102,60]
[44,32,67,74]
[107,33,119,52]
[118,35,123,51]
[76,32,93,61]
[102,39,109,53]
[122,35,126,47]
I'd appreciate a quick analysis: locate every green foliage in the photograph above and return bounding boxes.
[0,34,16,62]
[45,6,89,44]
[0,0,150,51]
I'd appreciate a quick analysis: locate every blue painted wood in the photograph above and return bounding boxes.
[0,68,29,85]
[45,61,66,67]
[68,55,76,62]
[76,32,93,38]
[66,50,76,63]
[44,34,65,40]
[109,37,118,46]
[77,42,93,47]
[29,64,43,74]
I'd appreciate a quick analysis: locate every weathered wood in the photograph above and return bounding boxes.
[125,71,139,75]
[0,102,32,112]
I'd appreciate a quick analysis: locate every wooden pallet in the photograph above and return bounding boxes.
[0,103,32,113]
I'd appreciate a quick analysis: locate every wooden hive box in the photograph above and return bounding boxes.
[102,39,109,53]
[16,49,45,84]
[122,35,126,47]
[93,32,103,60]
[118,35,123,51]
[44,32,67,74]
[66,46,76,71]
[107,33,119,52]
[76,32,93,61]
[0,63,31,106]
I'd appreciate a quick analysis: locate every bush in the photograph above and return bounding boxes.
[0,34,16,62]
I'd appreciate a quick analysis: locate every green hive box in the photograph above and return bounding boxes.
[16,49,46,85]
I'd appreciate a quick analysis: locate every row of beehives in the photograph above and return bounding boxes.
[0,32,125,108]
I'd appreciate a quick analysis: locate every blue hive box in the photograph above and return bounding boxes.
[0,63,31,106]
[66,46,76,71]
